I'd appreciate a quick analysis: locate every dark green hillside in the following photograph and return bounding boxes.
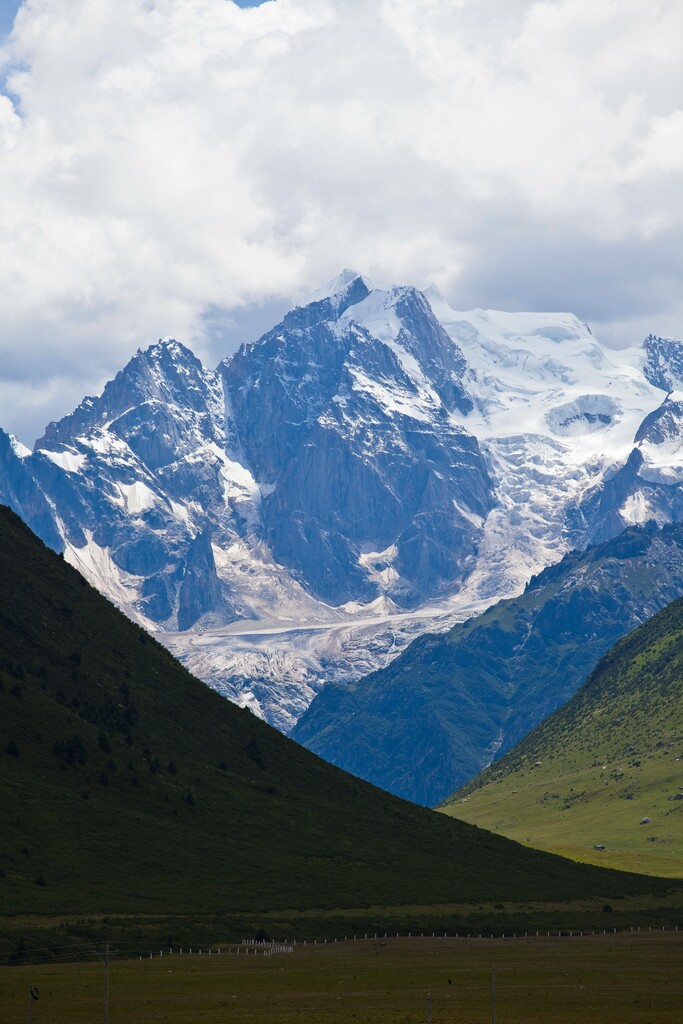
[293,522,683,805]
[442,596,683,876]
[0,505,678,951]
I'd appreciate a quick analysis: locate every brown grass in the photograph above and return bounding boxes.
[2,932,683,1023]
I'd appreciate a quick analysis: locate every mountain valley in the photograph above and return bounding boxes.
[293,521,683,805]
[441,594,683,877]
[4,503,674,955]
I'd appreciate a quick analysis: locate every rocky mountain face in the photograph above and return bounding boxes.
[292,522,683,806]
[221,283,491,607]
[1,271,683,734]
[16,340,234,628]
[0,431,62,551]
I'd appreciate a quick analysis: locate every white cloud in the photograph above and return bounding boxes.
[0,0,682,443]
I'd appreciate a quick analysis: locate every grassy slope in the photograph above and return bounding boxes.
[4,502,676,948]
[441,597,683,876]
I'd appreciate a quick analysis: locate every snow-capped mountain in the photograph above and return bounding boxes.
[1,272,681,730]
[221,277,491,608]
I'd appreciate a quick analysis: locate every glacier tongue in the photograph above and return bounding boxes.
[162,587,499,733]
[1,281,682,732]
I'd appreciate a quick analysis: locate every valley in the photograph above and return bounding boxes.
[442,596,683,876]
[1,3,680,1020]
[6,503,677,966]
[294,521,683,806]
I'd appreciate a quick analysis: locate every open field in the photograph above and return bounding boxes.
[2,933,683,1023]
[2,885,683,964]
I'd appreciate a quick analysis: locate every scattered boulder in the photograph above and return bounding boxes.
[640,817,652,824]
[593,844,606,851]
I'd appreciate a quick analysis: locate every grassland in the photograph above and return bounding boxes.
[441,596,683,876]
[2,933,683,1023]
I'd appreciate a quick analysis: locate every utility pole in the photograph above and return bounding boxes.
[491,963,496,1024]
[104,942,109,1024]
[27,985,39,1024]
[427,991,431,1024]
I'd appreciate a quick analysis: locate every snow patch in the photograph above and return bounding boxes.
[39,448,87,473]
[64,532,156,630]
[452,500,486,529]
[169,500,195,531]
[9,436,31,459]
[235,689,264,718]
[216,448,261,506]
[348,366,434,422]
[358,544,400,588]
[341,286,403,342]
[120,480,157,515]
[620,491,651,525]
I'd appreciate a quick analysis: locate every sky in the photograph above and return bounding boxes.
[0,0,682,446]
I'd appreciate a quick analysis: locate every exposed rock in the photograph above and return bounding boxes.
[177,529,224,630]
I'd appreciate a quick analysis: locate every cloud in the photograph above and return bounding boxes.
[0,0,681,443]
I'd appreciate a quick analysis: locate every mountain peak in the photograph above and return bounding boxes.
[8,434,31,459]
[36,336,216,452]
[423,283,445,305]
[4,276,683,748]
[137,337,203,375]
[304,268,374,305]
[144,336,192,358]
